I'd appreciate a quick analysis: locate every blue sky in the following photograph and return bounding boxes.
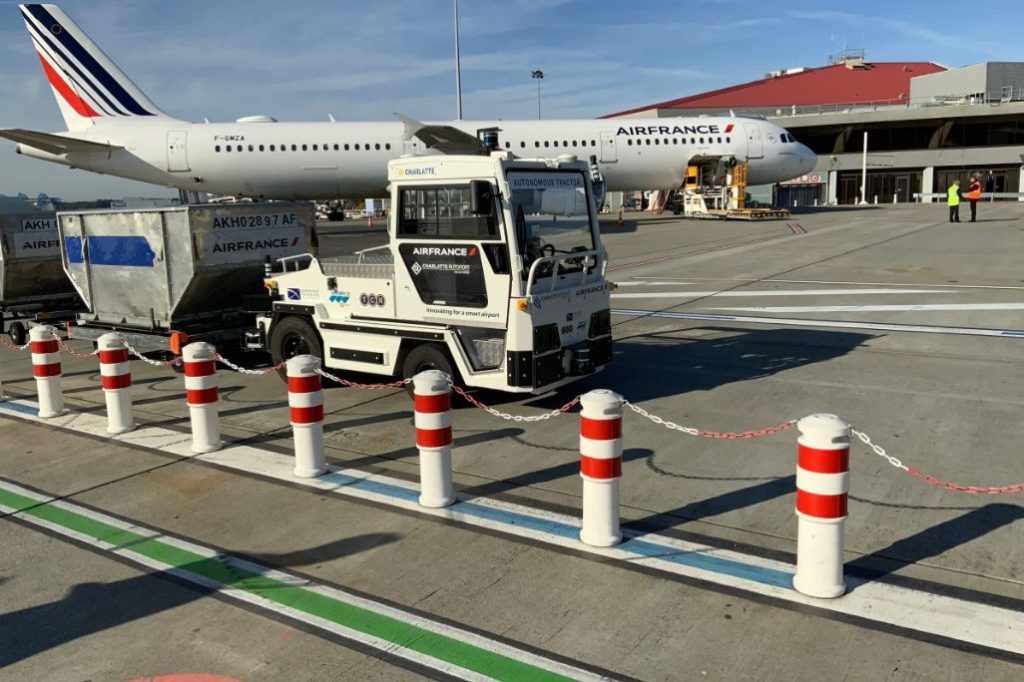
[1,0,1022,200]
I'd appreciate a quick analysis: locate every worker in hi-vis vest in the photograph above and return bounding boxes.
[966,176,982,222]
[947,180,961,223]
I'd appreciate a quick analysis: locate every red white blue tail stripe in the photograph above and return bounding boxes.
[20,3,162,122]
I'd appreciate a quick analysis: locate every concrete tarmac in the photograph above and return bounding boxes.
[2,203,1023,680]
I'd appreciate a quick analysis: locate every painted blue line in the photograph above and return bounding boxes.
[1001,331,1024,337]
[621,538,794,588]
[0,401,38,416]
[319,467,791,587]
[0,401,795,591]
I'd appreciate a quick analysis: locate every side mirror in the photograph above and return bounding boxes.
[470,180,493,215]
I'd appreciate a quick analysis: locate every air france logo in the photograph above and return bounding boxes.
[617,123,734,136]
[411,246,477,257]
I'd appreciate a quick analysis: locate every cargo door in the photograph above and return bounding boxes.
[745,124,764,159]
[600,131,617,163]
[58,214,92,311]
[167,131,190,172]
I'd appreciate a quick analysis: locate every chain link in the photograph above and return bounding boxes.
[315,367,409,390]
[623,400,795,438]
[852,428,1023,494]
[122,342,181,367]
[216,353,284,376]
[0,335,30,351]
[55,336,99,359]
[449,381,580,421]
[851,428,907,471]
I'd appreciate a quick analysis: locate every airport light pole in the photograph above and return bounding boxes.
[454,0,463,120]
[531,70,544,119]
[859,131,868,205]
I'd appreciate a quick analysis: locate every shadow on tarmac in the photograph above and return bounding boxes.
[0,532,399,667]
[534,325,872,405]
[846,503,1024,587]
[623,475,797,538]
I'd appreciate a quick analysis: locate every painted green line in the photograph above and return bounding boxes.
[0,486,577,682]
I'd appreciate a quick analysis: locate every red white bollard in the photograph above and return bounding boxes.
[98,333,134,434]
[579,389,623,547]
[30,325,64,418]
[793,413,850,598]
[287,355,326,478]
[413,370,455,508]
[183,342,221,453]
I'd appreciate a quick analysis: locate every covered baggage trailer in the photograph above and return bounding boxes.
[0,213,81,345]
[60,203,315,352]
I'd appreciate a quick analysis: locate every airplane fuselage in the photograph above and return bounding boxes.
[19,117,817,199]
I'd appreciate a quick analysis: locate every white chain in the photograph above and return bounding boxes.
[623,400,700,435]
[851,428,908,471]
[447,379,579,422]
[215,353,281,375]
[124,344,178,366]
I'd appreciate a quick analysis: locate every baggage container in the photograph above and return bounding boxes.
[1,213,80,344]
[61,202,315,350]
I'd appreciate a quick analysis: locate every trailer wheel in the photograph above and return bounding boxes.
[401,344,455,397]
[8,322,27,347]
[269,316,322,382]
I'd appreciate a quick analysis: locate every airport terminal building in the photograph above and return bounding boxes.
[607,54,1024,205]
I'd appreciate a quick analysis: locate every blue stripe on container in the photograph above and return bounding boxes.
[83,236,156,267]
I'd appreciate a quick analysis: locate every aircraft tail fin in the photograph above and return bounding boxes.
[19,3,170,132]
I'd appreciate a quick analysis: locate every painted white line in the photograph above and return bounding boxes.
[612,308,1024,338]
[629,277,1024,292]
[612,288,955,299]
[0,480,602,682]
[715,303,1024,313]
[1,399,1022,655]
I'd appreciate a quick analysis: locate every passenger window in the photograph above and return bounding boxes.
[627,139,632,146]
[386,143,391,150]
[375,143,381,150]
[726,137,731,144]
[645,139,651,145]
[344,143,350,150]
[534,141,539,147]
[563,140,568,147]
[248,144,254,152]
[215,145,221,152]
[672,138,677,145]
[269,144,275,151]
[591,140,596,146]
[313,144,319,151]
[354,144,360,150]
[520,141,526,148]
[654,139,660,145]
[544,141,550,147]
[258,144,264,152]
[225,145,231,152]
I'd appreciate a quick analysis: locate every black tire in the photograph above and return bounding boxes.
[269,316,323,382]
[9,322,27,346]
[401,344,454,397]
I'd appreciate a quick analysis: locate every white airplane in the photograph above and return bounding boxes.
[2,4,816,200]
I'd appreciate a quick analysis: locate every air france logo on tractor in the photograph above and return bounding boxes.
[617,123,734,136]
[411,246,476,257]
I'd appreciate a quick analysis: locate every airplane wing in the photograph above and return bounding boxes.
[395,113,486,155]
[0,129,120,155]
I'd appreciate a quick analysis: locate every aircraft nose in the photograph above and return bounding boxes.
[797,143,817,174]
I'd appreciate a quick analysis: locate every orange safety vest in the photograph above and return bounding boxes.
[967,181,982,200]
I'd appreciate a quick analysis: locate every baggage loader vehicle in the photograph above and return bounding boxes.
[60,203,315,355]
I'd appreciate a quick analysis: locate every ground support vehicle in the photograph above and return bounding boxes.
[0,213,82,345]
[679,158,790,220]
[60,203,315,354]
[258,152,613,393]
